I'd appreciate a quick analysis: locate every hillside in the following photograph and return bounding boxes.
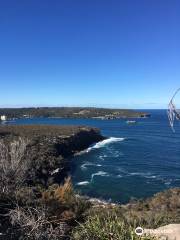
[0,107,150,119]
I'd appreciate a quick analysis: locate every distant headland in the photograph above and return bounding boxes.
[0,107,150,120]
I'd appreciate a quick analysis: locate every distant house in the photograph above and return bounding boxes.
[1,115,7,121]
[23,114,30,118]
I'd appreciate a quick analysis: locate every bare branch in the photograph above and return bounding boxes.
[0,137,30,193]
[167,88,180,132]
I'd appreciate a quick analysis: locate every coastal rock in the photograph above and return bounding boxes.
[144,224,180,240]
[0,125,105,186]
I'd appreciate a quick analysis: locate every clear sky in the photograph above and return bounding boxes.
[0,0,179,109]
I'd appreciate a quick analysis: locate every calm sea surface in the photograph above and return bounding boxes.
[7,110,180,203]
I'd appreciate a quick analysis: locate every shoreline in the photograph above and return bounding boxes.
[0,124,105,186]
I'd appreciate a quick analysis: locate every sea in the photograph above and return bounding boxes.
[5,110,180,203]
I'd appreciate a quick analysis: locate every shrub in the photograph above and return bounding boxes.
[7,178,91,239]
[42,177,74,204]
[123,188,180,228]
[72,208,156,240]
[41,177,91,223]
[0,137,30,194]
[9,205,70,240]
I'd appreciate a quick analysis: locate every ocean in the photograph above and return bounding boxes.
[8,110,180,203]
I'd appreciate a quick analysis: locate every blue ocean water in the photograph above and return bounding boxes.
[8,110,180,203]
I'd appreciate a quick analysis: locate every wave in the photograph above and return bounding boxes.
[86,137,125,153]
[75,137,125,156]
[81,162,102,170]
[118,167,128,174]
[99,154,108,160]
[91,171,110,182]
[116,174,123,178]
[76,181,90,186]
[128,172,160,180]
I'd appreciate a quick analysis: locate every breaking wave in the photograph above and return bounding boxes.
[75,137,125,156]
[76,181,90,186]
[86,137,125,153]
[91,171,110,182]
[81,162,102,170]
[128,172,157,179]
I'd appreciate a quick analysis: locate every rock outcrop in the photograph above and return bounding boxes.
[144,224,180,240]
[0,125,105,186]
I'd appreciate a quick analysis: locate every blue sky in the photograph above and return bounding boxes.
[0,0,179,109]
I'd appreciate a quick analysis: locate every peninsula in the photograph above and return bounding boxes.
[0,107,150,120]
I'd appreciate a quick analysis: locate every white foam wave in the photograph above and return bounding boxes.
[75,137,125,156]
[128,172,158,179]
[117,167,128,174]
[87,137,125,152]
[116,174,123,178]
[81,162,102,170]
[76,181,90,186]
[99,154,108,160]
[91,171,110,182]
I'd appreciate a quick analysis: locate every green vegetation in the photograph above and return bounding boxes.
[0,124,98,137]
[72,188,180,240]
[122,187,180,228]
[1,177,90,240]
[0,125,179,239]
[72,208,156,240]
[0,107,150,119]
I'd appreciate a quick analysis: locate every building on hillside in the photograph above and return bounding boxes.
[1,115,7,121]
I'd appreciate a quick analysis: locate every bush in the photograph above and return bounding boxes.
[123,188,180,228]
[41,177,91,223]
[9,205,70,240]
[7,177,90,240]
[0,137,30,194]
[72,208,156,240]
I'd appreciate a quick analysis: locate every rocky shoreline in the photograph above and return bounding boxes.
[0,125,105,186]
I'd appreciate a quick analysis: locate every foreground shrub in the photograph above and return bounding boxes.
[0,137,30,194]
[9,205,70,240]
[124,188,180,228]
[41,177,91,223]
[5,177,90,239]
[72,208,156,240]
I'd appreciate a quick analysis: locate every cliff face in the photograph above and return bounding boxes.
[0,125,105,186]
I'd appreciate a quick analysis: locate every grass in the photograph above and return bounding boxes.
[123,188,180,228]
[1,175,180,239]
[72,188,180,240]
[5,177,90,239]
[72,208,157,240]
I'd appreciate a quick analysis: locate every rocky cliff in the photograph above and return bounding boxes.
[0,125,105,186]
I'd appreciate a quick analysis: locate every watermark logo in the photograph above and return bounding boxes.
[135,227,144,236]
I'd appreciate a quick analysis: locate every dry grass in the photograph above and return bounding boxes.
[41,177,90,223]
[6,177,90,239]
[9,205,70,240]
[72,207,157,240]
[0,137,30,193]
[123,188,180,228]
[72,188,180,240]
[42,177,74,204]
